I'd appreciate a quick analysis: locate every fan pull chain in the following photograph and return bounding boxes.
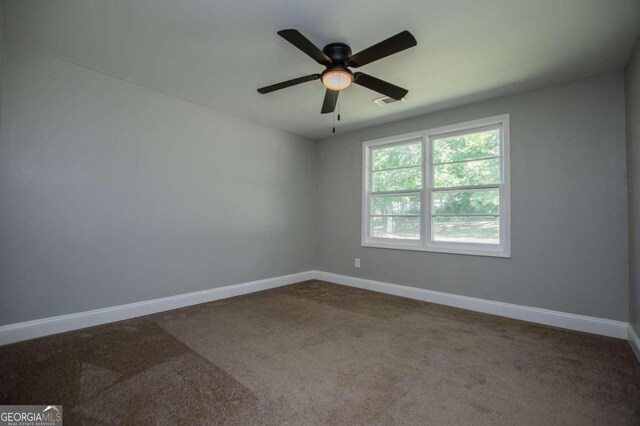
[337,85,341,122]
[332,103,336,134]
[333,74,342,134]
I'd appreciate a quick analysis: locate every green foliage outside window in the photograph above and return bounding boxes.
[369,129,502,242]
[433,129,500,164]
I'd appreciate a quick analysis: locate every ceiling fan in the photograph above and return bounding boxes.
[257,29,417,114]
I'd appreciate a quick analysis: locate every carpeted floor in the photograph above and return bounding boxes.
[1,280,639,424]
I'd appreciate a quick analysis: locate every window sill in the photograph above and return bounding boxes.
[361,240,511,258]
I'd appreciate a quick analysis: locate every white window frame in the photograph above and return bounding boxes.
[362,114,511,258]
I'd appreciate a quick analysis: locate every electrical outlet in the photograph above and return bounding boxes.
[355,258,360,268]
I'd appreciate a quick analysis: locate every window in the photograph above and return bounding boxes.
[362,115,510,257]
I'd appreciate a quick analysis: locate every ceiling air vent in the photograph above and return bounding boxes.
[373,96,406,106]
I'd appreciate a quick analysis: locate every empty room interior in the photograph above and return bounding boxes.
[1,0,640,424]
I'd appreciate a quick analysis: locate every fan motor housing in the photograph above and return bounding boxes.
[322,43,352,65]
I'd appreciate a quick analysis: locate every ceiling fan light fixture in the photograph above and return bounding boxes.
[257,29,417,114]
[321,69,353,91]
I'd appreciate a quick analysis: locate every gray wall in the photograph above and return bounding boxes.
[0,44,316,325]
[0,42,632,326]
[316,73,628,321]
[627,38,640,332]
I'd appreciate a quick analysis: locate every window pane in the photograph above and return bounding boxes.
[432,189,499,215]
[371,216,420,239]
[432,216,499,244]
[373,166,422,191]
[372,194,420,215]
[433,128,500,164]
[373,141,422,171]
[433,158,500,188]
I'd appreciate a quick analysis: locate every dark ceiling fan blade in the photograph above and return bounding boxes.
[321,89,339,114]
[348,31,417,68]
[353,72,408,100]
[278,29,332,65]
[257,74,321,94]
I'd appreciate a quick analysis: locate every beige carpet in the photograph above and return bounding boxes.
[1,280,639,424]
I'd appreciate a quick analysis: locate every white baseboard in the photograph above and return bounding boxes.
[0,270,629,346]
[312,271,628,339]
[629,325,640,363]
[0,271,314,346]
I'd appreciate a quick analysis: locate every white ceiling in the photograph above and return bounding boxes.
[5,0,640,140]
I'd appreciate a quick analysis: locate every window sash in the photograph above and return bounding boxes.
[431,213,499,217]
[362,115,510,258]
[372,164,423,173]
[430,183,501,192]
[433,155,501,166]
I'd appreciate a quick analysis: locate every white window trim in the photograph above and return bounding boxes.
[362,114,511,258]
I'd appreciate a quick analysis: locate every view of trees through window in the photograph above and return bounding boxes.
[370,141,422,239]
[432,128,501,244]
[368,127,502,243]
